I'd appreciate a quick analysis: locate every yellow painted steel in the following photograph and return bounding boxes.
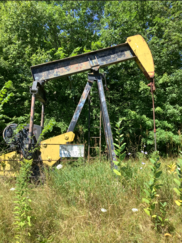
[40,131,75,166]
[0,151,21,176]
[0,132,75,176]
[126,35,154,80]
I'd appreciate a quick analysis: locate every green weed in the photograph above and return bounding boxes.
[142,152,169,231]
[13,159,33,242]
[173,158,182,206]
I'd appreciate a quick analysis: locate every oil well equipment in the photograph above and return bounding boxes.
[0,35,156,176]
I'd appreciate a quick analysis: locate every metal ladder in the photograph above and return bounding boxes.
[88,92,102,162]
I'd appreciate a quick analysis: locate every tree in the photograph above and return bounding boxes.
[0,1,182,156]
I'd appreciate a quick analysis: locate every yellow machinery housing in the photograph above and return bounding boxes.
[0,132,75,176]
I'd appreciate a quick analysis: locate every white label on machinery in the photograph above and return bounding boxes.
[59,145,84,158]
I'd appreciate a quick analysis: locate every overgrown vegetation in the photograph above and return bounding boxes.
[0,158,182,242]
[13,159,33,242]
[142,152,168,231]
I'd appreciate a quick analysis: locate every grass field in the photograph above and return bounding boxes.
[0,156,182,243]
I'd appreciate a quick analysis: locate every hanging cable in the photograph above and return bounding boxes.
[148,78,157,151]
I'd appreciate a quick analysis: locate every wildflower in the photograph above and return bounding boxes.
[56,164,63,170]
[128,153,131,155]
[10,188,15,191]
[132,208,138,212]
[145,152,148,155]
[177,167,181,170]
[141,151,144,153]
[140,167,142,169]
[142,162,145,165]
[101,208,107,213]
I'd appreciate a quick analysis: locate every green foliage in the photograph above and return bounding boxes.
[38,117,57,143]
[69,47,82,57]
[0,80,14,126]
[113,120,127,177]
[13,159,33,242]
[54,47,66,59]
[173,158,182,206]
[142,152,168,230]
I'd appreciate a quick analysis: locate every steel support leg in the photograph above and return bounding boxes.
[99,108,102,161]
[96,74,116,167]
[88,93,91,162]
[40,103,45,132]
[28,94,36,150]
[67,81,93,132]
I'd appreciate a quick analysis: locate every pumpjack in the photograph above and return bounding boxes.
[0,35,155,176]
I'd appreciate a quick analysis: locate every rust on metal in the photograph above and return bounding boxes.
[28,94,36,148]
[88,93,90,162]
[30,81,46,104]
[148,78,157,150]
[40,103,45,132]
[99,107,102,161]
[31,43,135,82]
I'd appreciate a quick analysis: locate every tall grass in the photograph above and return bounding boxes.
[1,157,182,242]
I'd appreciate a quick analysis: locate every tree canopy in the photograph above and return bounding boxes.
[0,1,182,157]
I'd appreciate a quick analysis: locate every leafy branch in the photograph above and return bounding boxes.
[113,120,126,176]
[142,152,168,230]
[173,158,182,206]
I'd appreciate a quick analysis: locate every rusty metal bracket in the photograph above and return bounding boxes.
[88,55,100,72]
[147,78,156,92]
[87,80,94,84]
[30,80,46,104]
[30,80,46,93]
